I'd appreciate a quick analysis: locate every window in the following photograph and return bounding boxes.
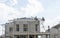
[35,24,38,31]
[23,24,28,31]
[24,28,28,31]
[16,24,19,31]
[9,27,13,32]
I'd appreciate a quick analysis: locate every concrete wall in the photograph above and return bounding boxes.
[13,20,40,33]
[5,18,40,38]
[41,28,60,38]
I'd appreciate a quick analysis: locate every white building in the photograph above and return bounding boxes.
[5,17,50,38]
[41,23,60,38]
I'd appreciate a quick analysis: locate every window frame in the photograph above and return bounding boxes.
[16,24,19,31]
[23,24,28,32]
[9,27,13,32]
[35,24,38,31]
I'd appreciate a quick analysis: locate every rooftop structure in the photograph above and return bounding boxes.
[52,23,60,29]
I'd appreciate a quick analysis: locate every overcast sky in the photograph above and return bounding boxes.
[0,0,60,35]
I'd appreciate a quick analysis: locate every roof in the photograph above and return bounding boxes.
[52,23,60,29]
[13,17,41,21]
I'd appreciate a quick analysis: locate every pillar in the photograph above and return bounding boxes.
[26,35,27,38]
[46,35,48,38]
[34,35,36,38]
[28,35,29,38]
[13,35,14,38]
[49,34,50,38]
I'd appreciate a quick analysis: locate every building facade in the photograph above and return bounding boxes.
[41,23,60,38]
[5,17,50,38]
[5,17,40,38]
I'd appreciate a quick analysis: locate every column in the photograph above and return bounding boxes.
[26,35,27,38]
[34,35,36,38]
[46,35,48,38]
[49,34,50,38]
[28,35,29,38]
[13,35,14,38]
